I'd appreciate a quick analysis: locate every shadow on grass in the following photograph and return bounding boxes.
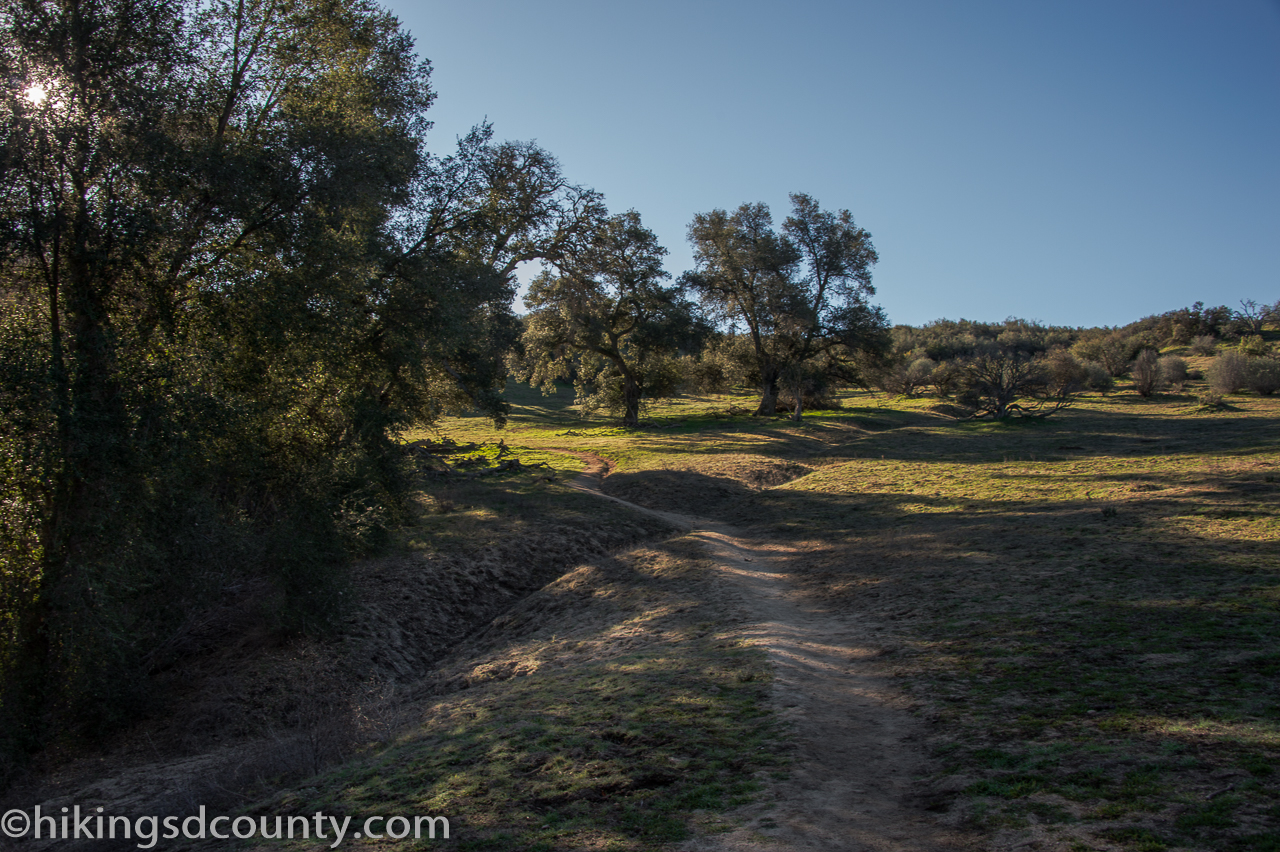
[600,457,1280,844]
[208,540,786,852]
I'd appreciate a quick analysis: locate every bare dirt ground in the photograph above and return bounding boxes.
[568,454,980,852]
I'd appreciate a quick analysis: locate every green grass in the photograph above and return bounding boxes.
[418,379,1280,849]
[191,485,786,850]
[197,377,1279,850]
[260,638,779,851]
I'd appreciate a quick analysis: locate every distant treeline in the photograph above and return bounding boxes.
[891,301,1275,365]
[858,303,1279,417]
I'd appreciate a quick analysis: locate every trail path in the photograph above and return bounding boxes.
[567,454,977,852]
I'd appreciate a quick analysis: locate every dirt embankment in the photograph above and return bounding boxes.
[3,494,674,846]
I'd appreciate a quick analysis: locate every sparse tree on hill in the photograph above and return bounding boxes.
[958,349,1082,419]
[1131,349,1163,397]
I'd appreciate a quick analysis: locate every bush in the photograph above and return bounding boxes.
[955,350,1078,418]
[929,359,963,397]
[1244,358,1280,396]
[905,358,936,394]
[1207,351,1249,394]
[680,354,730,394]
[1190,335,1216,356]
[1131,349,1163,397]
[1197,390,1225,409]
[1239,335,1272,358]
[1159,355,1188,390]
[1042,348,1089,397]
[1072,332,1141,377]
[875,357,935,397]
[1079,360,1114,393]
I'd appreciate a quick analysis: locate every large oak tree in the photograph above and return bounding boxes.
[0,0,596,752]
[520,210,696,426]
[684,193,887,418]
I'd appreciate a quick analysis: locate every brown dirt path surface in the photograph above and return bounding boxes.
[566,453,980,851]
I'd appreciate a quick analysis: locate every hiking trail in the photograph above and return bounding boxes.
[566,452,978,852]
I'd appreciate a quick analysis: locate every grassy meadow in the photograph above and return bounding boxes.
[397,373,1280,851]
[196,371,1279,851]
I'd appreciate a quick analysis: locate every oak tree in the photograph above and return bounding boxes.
[521,210,695,426]
[684,194,887,418]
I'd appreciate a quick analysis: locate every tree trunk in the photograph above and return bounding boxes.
[622,372,641,427]
[790,377,804,421]
[754,368,779,416]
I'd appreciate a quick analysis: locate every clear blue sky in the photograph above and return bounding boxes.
[383,0,1280,328]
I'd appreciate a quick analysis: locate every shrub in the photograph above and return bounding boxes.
[875,357,935,397]
[1189,335,1216,356]
[905,358,936,394]
[1080,360,1115,393]
[929,358,963,397]
[1239,335,1271,358]
[1072,332,1140,377]
[680,354,729,394]
[1158,355,1188,390]
[1131,349,1163,397]
[1042,348,1089,397]
[1244,357,1280,396]
[1207,351,1249,394]
[1197,390,1225,409]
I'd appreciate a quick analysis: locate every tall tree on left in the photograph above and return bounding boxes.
[0,0,571,760]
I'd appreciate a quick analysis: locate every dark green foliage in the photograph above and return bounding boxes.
[896,318,1076,363]
[519,210,699,427]
[1125,300,1236,346]
[955,348,1086,419]
[683,193,888,420]
[874,356,936,397]
[0,0,578,765]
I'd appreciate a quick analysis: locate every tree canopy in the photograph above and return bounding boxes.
[520,210,697,426]
[683,193,888,418]
[0,0,596,757]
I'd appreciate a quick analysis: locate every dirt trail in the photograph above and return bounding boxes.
[568,454,977,852]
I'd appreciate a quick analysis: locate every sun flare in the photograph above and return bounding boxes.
[23,84,47,105]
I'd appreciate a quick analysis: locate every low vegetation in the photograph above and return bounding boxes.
[217,539,784,852]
